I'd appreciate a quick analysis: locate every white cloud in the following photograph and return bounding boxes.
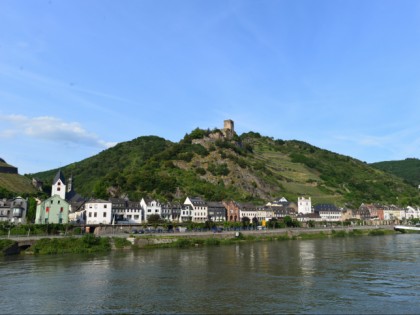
[0,114,116,149]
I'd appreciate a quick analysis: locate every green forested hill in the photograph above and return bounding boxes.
[370,158,420,187]
[30,130,420,207]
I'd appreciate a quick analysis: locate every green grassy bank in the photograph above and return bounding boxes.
[23,234,131,255]
[2,228,396,256]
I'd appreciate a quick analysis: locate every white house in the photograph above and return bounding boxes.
[85,199,113,225]
[314,204,342,222]
[180,204,193,222]
[124,201,144,224]
[239,203,258,221]
[405,206,420,219]
[140,198,162,221]
[184,197,208,222]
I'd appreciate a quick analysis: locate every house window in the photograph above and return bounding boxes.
[103,212,107,217]
[57,187,61,191]
[94,212,97,217]
[104,205,107,208]
[46,207,50,213]
[134,215,139,220]
[89,212,92,217]
[60,207,63,212]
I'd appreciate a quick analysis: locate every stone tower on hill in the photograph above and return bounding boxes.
[223,119,235,139]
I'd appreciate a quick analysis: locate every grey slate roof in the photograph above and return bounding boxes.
[314,204,339,212]
[53,170,66,185]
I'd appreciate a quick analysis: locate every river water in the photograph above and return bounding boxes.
[1,234,420,314]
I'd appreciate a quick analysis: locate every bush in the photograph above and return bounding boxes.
[0,239,15,253]
[368,229,386,236]
[331,230,347,237]
[205,238,221,246]
[31,235,111,255]
[175,238,193,248]
[207,163,230,176]
[113,237,132,249]
[196,167,206,175]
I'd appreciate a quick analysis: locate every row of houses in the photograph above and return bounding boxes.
[3,170,420,226]
[80,197,420,225]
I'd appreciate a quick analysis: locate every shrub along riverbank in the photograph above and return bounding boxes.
[0,235,133,256]
[1,228,396,256]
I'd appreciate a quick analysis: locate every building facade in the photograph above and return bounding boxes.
[0,197,28,224]
[35,195,70,224]
[85,199,113,225]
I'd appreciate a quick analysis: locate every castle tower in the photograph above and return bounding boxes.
[223,119,235,139]
[224,120,234,133]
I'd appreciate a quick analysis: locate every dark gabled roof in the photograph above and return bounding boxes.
[207,201,226,209]
[188,197,207,206]
[162,202,182,209]
[314,204,339,212]
[66,190,86,203]
[127,201,141,209]
[53,170,66,185]
[298,213,321,219]
[237,203,259,211]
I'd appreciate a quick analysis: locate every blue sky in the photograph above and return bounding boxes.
[1,0,420,174]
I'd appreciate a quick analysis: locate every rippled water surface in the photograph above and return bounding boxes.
[1,234,420,314]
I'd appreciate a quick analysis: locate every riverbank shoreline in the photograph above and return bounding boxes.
[131,225,396,249]
[1,225,397,256]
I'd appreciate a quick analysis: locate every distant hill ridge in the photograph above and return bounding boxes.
[29,121,420,207]
[370,158,420,187]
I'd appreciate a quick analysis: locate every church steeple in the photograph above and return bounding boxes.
[51,170,66,200]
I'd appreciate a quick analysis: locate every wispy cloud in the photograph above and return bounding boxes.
[0,63,138,115]
[0,114,116,149]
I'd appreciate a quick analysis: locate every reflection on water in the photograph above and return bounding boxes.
[1,234,420,314]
